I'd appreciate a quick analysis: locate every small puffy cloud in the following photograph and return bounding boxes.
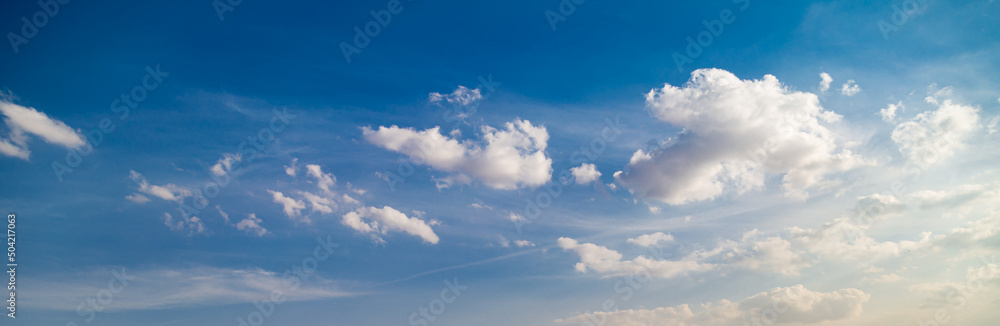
[841,80,861,96]
[341,194,360,206]
[616,69,867,205]
[570,163,602,184]
[210,153,241,176]
[818,72,833,92]
[627,232,675,247]
[162,212,206,235]
[306,164,336,194]
[557,237,712,278]
[128,170,193,202]
[880,101,903,123]
[429,86,483,107]
[891,100,980,167]
[268,190,308,223]
[275,163,344,216]
[0,100,85,160]
[125,193,151,204]
[556,285,870,326]
[341,206,440,244]
[300,191,338,214]
[514,240,535,247]
[497,235,510,247]
[284,158,298,177]
[923,86,953,105]
[363,119,552,190]
[988,116,999,135]
[235,213,268,237]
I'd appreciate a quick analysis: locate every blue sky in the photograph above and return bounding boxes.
[1,0,999,325]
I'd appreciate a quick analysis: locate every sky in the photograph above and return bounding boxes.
[1,0,999,325]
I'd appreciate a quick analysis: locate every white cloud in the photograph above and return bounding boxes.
[987,116,998,135]
[891,100,980,167]
[0,100,85,160]
[470,202,494,210]
[273,164,344,217]
[841,80,861,96]
[429,86,482,107]
[235,213,268,237]
[285,158,298,176]
[306,164,336,194]
[942,214,1000,243]
[268,190,308,223]
[363,119,552,190]
[0,138,29,160]
[788,195,929,261]
[514,240,535,247]
[497,235,510,248]
[341,194,360,206]
[162,212,206,235]
[906,183,997,209]
[627,232,675,247]
[341,206,440,244]
[216,205,230,223]
[880,101,903,123]
[125,193,151,204]
[616,69,867,204]
[300,191,338,214]
[556,285,870,326]
[557,237,712,279]
[210,153,241,176]
[924,85,953,105]
[570,163,602,184]
[697,229,812,276]
[25,266,354,311]
[128,170,193,202]
[818,72,833,92]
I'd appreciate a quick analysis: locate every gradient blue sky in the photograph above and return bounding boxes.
[1,0,999,325]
